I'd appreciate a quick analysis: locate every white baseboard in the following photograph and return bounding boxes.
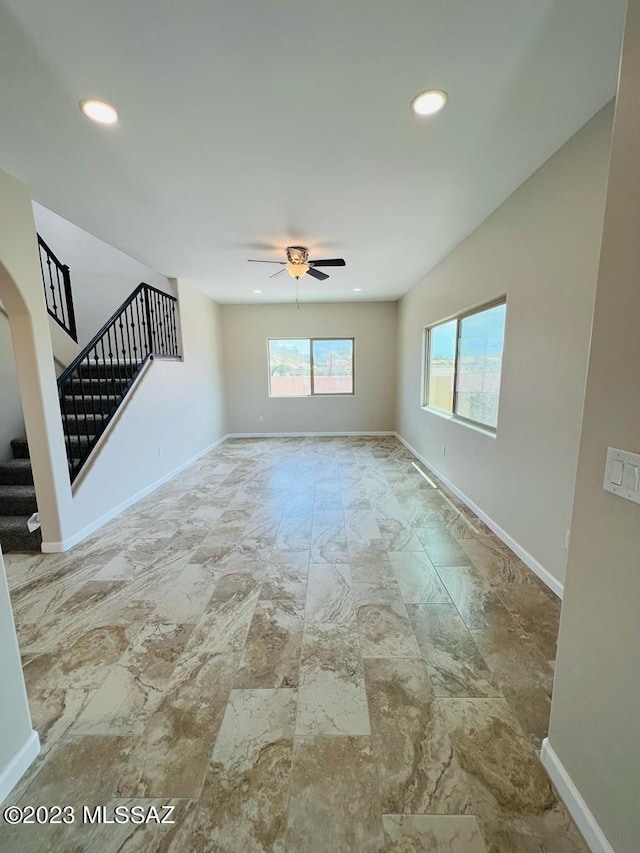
[394,432,564,599]
[0,730,40,805]
[41,435,230,553]
[226,431,395,438]
[541,739,614,853]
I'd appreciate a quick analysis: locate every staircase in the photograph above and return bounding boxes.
[60,360,141,468]
[0,238,180,553]
[58,283,180,482]
[0,440,41,552]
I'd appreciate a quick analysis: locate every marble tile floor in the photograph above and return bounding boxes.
[0,436,587,852]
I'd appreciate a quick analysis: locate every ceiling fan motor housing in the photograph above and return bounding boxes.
[286,246,309,264]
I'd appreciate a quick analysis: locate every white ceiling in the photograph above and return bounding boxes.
[0,1,626,304]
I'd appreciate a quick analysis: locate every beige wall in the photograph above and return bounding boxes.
[546,2,640,849]
[396,104,613,591]
[63,279,227,542]
[0,309,24,460]
[0,549,37,802]
[222,302,397,434]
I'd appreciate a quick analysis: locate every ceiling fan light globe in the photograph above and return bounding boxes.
[286,262,309,279]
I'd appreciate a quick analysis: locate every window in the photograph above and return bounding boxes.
[424,299,506,431]
[268,338,354,396]
[426,319,456,413]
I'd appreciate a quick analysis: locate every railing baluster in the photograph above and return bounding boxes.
[72,362,81,465]
[161,292,168,354]
[162,293,170,354]
[55,266,66,327]
[136,293,147,361]
[87,349,97,440]
[152,291,159,353]
[107,325,116,406]
[99,336,108,412]
[155,291,163,354]
[116,313,125,383]
[46,256,57,317]
[83,355,91,448]
[171,301,178,355]
[124,303,133,368]
[144,287,154,354]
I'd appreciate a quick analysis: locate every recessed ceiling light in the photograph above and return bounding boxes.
[353,288,362,292]
[411,89,447,117]
[252,289,263,294]
[80,99,118,125]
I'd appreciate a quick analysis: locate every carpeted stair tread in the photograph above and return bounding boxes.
[0,515,42,552]
[64,434,96,451]
[61,395,115,414]
[0,458,34,485]
[0,484,38,515]
[76,363,138,380]
[69,376,132,390]
[61,412,108,427]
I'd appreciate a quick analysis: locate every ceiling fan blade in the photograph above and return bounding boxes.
[306,267,329,281]
[269,268,287,279]
[309,258,346,267]
[247,259,285,264]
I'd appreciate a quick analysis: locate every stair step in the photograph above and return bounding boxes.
[75,362,139,381]
[66,377,133,395]
[0,516,42,552]
[61,412,108,430]
[0,484,38,516]
[61,395,115,415]
[0,458,34,486]
[11,438,29,459]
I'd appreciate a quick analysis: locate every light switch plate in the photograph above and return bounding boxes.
[603,447,640,504]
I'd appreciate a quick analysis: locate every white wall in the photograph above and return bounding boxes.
[33,202,173,348]
[544,3,640,850]
[0,549,38,802]
[396,104,613,592]
[54,279,227,546]
[0,308,24,460]
[222,301,397,435]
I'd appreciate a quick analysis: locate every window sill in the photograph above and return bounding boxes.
[269,394,356,399]
[421,406,497,439]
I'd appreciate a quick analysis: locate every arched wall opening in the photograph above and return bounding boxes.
[0,168,73,547]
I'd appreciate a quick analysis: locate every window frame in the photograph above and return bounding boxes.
[423,297,506,433]
[267,336,355,398]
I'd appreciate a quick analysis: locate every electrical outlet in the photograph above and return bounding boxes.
[441,445,446,457]
[158,447,163,458]
[259,415,264,423]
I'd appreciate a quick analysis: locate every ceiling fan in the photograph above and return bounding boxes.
[247,246,346,281]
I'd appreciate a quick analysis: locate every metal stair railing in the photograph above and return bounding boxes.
[37,234,78,342]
